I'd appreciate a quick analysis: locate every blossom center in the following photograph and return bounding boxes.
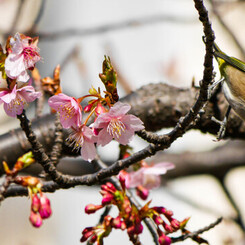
[67,127,84,150]
[107,118,126,139]
[23,46,40,67]
[8,96,25,113]
[58,103,76,120]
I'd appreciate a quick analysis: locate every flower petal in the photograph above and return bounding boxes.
[109,102,131,117]
[144,162,175,175]
[97,128,113,146]
[121,114,144,131]
[81,141,96,162]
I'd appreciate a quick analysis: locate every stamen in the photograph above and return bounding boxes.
[67,127,84,150]
[59,103,76,120]
[107,119,126,139]
[7,97,25,113]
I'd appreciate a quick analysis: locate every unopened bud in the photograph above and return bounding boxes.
[31,194,40,213]
[85,204,103,214]
[153,215,164,225]
[29,210,42,228]
[158,233,171,245]
[84,103,93,113]
[170,219,180,231]
[136,185,149,200]
[102,193,114,205]
[39,194,52,219]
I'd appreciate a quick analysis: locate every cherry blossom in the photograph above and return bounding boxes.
[68,125,97,161]
[125,162,175,190]
[5,33,41,82]
[48,93,82,129]
[0,84,41,117]
[93,101,144,146]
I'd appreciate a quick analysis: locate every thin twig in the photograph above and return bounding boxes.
[171,217,223,243]
[0,176,13,203]
[219,177,245,230]
[29,14,195,41]
[27,0,46,34]
[4,0,25,39]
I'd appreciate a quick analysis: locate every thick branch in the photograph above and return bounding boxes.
[1,82,245,167]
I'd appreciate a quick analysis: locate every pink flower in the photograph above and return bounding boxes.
[125,162,175,190]
[48,93,82,129]
[0,84,41,117]
[93,102,144,146]
[68,125,97,161]
[5,33,41,82]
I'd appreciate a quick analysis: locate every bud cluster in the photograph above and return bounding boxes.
[29,193,52,228]
[81,178,188,245]
[3,153,52,228]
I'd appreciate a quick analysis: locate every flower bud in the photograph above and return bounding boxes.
[136,185,149,200]
[102,193,114,205]
[31,194,40,213]
[84,103,93,113]
[118,171,127,191]
[29,210,42,228]
[153,215,164,225]
[39,194,52,219]
[112,216,126,229]
[95,102,106,115]
[153,206,166,215]
[85,204,103,214]
[162,222,173,233]
[170,219,180,231]
[158,233,171,245]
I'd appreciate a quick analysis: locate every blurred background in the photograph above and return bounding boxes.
[0,0,245,244]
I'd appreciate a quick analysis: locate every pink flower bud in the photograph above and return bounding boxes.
[118,171,127,191]
[85,204,103,214]
[102,193,114,205]
[112,216,126,230]
[105,182,117,192]
[170,219,180,231]
[162,222,173,233]
[31,194,40,213]
[95,102,106,115]
[80,228,94,242]
[84,103,93,112]
[39,194,52,219]
[158,233,171,245]
[29,210,42,228]
[153,206,166,214]
[134,222,143,235]
[153,215,164,225]
[164,210,173,218]
[90,234,97,243]
[136,185,149,200]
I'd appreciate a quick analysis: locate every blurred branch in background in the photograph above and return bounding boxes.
[209,0,245,59]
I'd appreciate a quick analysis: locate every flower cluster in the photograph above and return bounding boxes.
[0,32,41,117]
[3,152,52,228]
[81,177,188,245]
[48,57,144,161]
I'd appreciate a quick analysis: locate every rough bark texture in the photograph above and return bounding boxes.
[1,82,245,168]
